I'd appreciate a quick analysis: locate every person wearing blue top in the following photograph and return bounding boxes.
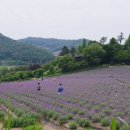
[58,83,64,95]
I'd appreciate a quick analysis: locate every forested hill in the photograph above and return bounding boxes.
[0,33,54,65]
[18,37,89,52]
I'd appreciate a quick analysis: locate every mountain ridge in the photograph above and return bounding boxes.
[0,33,54,65]
[18,37,89,52]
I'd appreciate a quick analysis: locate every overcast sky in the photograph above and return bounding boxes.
[0,0,130,41]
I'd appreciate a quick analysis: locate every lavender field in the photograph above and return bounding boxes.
[0,66,130,127]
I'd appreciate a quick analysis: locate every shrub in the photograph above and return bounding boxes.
[41,110,48,118]
[104,109,111,115]
[47,111,55,119]
[14,109,24,117]
[78,111,85,116]
[0,111,5,120]
[91,115,101,123]
[23,125,42,130]
[93,105,100,112]
[78,119,91,128]
[4,117,37,128]
[101,118,110,127]
[71,108,79,114]
[59,116,68,125]
[52,113,59,120]
[69,121,77,129]
[65,114,73,120]
[120,125,130,130]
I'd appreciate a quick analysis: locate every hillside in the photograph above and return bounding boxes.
[0,33,54,65]
[18,37,89,52]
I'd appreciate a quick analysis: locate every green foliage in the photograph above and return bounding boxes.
[77,119,91,128]
[70,46,76,57]
[0,111,5,119]
[78,39,88,53]
[1,36,130,83]
[114,50,130,63]
[4,116,37,128]
[69,121,77,129]
[0,34,54,66]
[101,118,110,127]
[91,115,101,123]
[103,108,111,115]
[83,43,105,65]
[111,119,121,130]
[47,110,55,119]
[120,125,130,130]
[78,111,85,116]
[111,119,116,130]
[57,55,78,72]
[59,46,70,56]
[65,114,73,120]
[103,38,122,63]
[125,35,130,50]
[59,116,68,125]
[52,112,59,120]
[23,125,42,130]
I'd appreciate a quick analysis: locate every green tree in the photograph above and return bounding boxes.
[78,39,87,53]
[70,46,76,57]
[125,35,130,50]
[83,43,105,65]
[59,46,70,56]
[57,55,78,72]
[114,50,130,63]
[103,38,122,63]
[82,38,87,48]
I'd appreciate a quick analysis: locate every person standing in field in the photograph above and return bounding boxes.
[58,83,64,95]
[37,82,41,91]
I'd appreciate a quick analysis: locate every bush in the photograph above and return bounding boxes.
[47,111,55,119]
[23,125,42,130]
[59,116,68,125]
[65,114,73,120]
[0,111,5,120]
[78,111,85,116]
[14,109,24,117]
[78,119,91,128]
[120,125,130,130]
[91,115,101,123]
[71,108,79,114]
[4,117,37,128]
[52,113,59,120]
[104,109,111,115]
[69,121,77,129]
[101,118,110,127]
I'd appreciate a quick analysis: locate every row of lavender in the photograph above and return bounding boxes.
[0,66,130,125]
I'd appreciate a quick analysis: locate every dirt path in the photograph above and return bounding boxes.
[0,122,3,130]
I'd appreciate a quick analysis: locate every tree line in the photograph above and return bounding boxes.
[0,33,130,82]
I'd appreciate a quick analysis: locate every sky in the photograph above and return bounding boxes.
[0,0,130,41]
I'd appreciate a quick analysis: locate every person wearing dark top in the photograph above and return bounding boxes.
[58,83,64,95]
[37,82,41,91]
